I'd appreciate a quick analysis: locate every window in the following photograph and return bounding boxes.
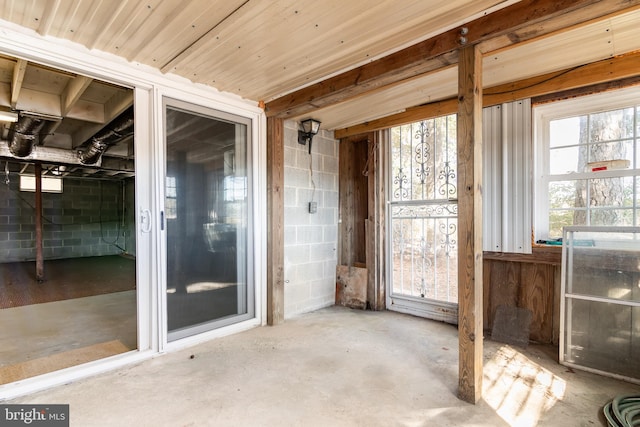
[165,176,177,219]
[534,87,640,240]
[19,175,63,193]
[223,175,247,202]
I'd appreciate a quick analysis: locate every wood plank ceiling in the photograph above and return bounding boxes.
[0,0,508,99]
[0,0,639,137]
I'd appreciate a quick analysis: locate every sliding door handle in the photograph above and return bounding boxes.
[140,208,152,233]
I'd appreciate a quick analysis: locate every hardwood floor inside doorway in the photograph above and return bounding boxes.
[0,255,135,309]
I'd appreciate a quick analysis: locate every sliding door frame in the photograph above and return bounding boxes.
[0,21,266,398]
[156,88,265,352]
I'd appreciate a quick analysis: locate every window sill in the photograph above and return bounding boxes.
[483,246,562,265]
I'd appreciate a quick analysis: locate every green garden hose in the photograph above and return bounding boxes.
[603,395,640,426]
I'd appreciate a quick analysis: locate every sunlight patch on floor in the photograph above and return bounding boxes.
[483,346,566,427]
[399,407,452,426]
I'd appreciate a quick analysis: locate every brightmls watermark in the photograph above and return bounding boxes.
[0,405,68,426]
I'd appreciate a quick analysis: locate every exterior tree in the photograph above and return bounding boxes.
[573,110,631,227]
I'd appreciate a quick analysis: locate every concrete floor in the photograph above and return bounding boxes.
[6,306,640,426]
[0,291,137,384]
[0,291,137,366]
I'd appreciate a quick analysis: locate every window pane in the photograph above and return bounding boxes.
[587,140,633,166]
[590,208,634,226]
[589,177,633,208]
[390,118,456,202]
[550,117,581,148]
[637,176,640,209]
[550,146,580,174]
[564,300,640,380]
[390,203,457,303]
[19,175,63,193]
[549,209,585,238]
[165,104,252,341]
[589,107,635,142]
[549,180,585,209]
[435,115,458,201]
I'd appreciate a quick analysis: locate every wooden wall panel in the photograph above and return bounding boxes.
[482,259,491,330]
[483,253,560,345]
[338,136,369,266]
[335,265,368,309]
[338,131,386,311]
[552,265,562,345]
[486,261,519,332]
[519,263,554,343]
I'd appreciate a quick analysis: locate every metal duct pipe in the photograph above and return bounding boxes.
[78,108,134,165]
[7,115,47,157]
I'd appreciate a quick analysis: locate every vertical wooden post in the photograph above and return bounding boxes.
[266,116,285,325]
[457,44,483,404]
[366,133,385,311]
[34,163,44,282]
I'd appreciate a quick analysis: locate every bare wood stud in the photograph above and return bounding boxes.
[267,116,285,325]
[457,44,483,404]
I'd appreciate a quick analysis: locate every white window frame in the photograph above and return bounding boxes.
[533,86,640,241]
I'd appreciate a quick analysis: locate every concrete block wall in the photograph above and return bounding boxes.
[284,120,339,318]
[0,177,131,262]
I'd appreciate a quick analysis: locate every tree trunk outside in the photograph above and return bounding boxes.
[574,112,628,226]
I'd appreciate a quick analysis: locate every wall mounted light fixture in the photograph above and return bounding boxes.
[298,118,321,154]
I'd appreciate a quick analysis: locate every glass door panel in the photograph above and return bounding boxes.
[164,100,253,341]
[387,116,458,323]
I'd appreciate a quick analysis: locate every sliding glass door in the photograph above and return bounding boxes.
[164,99,253,341]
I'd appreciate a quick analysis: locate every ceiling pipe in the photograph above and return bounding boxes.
[7,115,48,157]
[77,107,134,165]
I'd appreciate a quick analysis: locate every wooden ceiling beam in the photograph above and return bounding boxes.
[104,90,134,124]
[483,49,640,103]
[61,76,93,116]
[40,75,96,143]
[335,49,640,138]
[265,50,458,118]
[265,0,640,119]
[10,59,27,109]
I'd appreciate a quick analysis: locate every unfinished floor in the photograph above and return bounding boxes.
[5,306,640,426]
